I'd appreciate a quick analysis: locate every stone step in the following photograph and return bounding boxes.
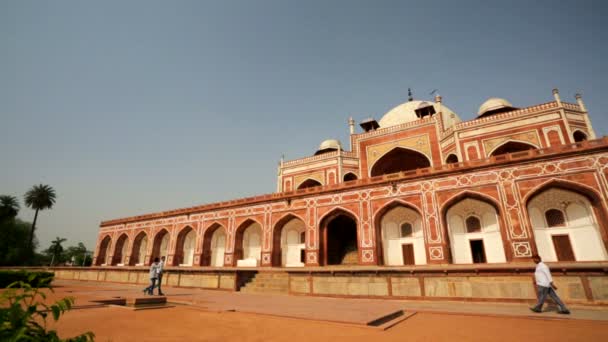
[253,273,289,279]
[244,283,288,289]
[342,251,359,265]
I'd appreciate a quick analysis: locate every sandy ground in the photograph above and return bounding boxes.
[7,281,607,342]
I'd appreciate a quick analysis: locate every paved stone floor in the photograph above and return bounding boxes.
[46,280,608,341]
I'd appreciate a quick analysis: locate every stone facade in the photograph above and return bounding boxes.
[93,90,608,279]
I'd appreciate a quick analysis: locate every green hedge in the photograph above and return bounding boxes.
[0,270,54,288]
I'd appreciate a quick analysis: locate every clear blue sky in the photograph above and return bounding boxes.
[1,1,607,251]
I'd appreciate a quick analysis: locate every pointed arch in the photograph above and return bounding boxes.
[489,140,538,157]
[343,172,358,182]
[524,179,608,258]
[129,231,148,266]
[234,218,263,265]
[111,233,129,265]
[272,213,306,267]
[297,178,322,190]
[95,235,112,266]
[446,154,459,164]
[201,223,227,266]
[319,208,359,266]
[370,147,431,177]
[373,200,425,265]
[173,225,196,266]
[440,191,510,263]
[151,229,170,261]
[573,130,588,142]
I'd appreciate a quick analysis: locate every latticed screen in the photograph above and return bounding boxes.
[466,216,482,233]
[400,223,413,237]
[545,209,566,227]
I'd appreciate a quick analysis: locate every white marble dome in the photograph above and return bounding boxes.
[318,139,342,151]
[478,98,514,116]
[378,100,460,129]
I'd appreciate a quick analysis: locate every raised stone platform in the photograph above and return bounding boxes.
[11,262,608,305]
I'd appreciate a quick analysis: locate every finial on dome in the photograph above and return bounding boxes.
[575,93,587,112]
[552,88,562,106]
[408,88,413,102]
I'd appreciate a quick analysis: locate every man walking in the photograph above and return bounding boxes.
[156,255,166,296]
[143,257,160,295]
[530,254,570,314]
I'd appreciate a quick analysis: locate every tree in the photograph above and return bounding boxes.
[64,243,92,266]
[0,219,35,266]
[0,195,20,220]
[47,237,67,266]
[24,184,56,253]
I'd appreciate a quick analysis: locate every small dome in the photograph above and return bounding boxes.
[478,98,515,117]
[378,100,461,129]
[315,139,342,155]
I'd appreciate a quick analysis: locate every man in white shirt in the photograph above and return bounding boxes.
[530,254,570,314]
[155,256,165,296]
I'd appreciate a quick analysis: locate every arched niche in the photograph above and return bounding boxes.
[298,179,322,190]
[376,203,426,266]
[174,226,196,266]
[129,232,148,266]
[272,215,306,267]
[96,236,112,266]
[234,220,263,266]
[202,223,227,267]
[319,209,359,266]
[112,234,129,266]
[490,141,537,157]
[370,147,431,177]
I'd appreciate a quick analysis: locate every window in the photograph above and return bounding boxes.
[545,209,566,227]
[573,131,588,142]
[446,154,459,164]
[466,216,482,233]
[300,232,306,244]
[400,223,413,237]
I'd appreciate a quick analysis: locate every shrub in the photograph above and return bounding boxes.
[0,275,95,341]
[0,270,54,288]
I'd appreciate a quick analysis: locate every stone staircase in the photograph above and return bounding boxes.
[239,272,289,295]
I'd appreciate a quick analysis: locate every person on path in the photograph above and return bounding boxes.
[530,254,570,314]
[155,256,166,296]
[143,257,160,295]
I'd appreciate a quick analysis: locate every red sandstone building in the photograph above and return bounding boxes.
[94,89,608,274]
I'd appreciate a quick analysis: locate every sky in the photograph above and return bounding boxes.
[1,0,607,251]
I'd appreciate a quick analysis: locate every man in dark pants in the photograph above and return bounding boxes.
[156,255,165,296]
[530,254,570,314]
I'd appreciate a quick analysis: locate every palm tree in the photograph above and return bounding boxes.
[49,237,67,266]
[24,184,57,252]
[0,195,20,220]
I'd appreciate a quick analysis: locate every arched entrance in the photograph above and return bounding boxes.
[129,232,147,266]
[343,173,358,182]
[96,236,112,266]
[272,215,306,267]
[319,210,358,265]
[490,141,537,157]
[111,234,129,266]
[201,224,226,267]
[151,229,170,261]
[173,226,196,266]
[573,131,588,142]
[527,187,608,262]
[445,197,507,264]
[298,179,322,190]
[234,220,262,266]
[375,203,426,265]
[370,148,431,177]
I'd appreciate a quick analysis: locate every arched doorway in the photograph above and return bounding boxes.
[527,188,608,262]
[234,220,262,266]
[446,154,459,164]
[96,236,112,266]
[445,197,507,264]
[129,232,147,266]
[490,141,537,157]
[111,234,129,266]
[298,179,322,190]
[272,215,306,267]
[573,131,588,142]
[370,148,431,177]
[151,229,170,261]
[375,203,426,265]
[173,226,196,266]
[201,224,226,267]
[343,173,358,182]
[319,210,359,265]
